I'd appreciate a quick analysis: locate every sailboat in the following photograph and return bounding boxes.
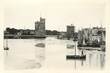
[4,39,9,50]
[66,38,86,60]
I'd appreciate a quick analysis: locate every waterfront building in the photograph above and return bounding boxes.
[77,27,106,47]
[66,24,75,40]
[98,27,105,42]
[92,27,105,44]
[91,35,101,44]
[35,17,46,38]
[78,28,92,46]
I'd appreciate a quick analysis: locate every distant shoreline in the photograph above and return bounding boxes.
[4,35,46,39]
[4,34,60,39]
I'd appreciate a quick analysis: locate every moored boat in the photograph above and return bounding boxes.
[66,55,86,60]
[66,39,86,60]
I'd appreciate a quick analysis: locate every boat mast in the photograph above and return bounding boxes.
[100,22,103,45]
[75,42,76,55]
[6,39,8,48]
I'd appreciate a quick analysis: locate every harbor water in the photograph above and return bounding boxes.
[4,36,105,70]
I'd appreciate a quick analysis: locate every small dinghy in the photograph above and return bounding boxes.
[4,47,9,50]
[35,43,45,47]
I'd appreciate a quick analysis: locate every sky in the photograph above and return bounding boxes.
[4,0,106,32]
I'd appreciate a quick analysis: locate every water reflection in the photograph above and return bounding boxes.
[35,42,45,63]
[4,37,105,70]
[100,54,105,68]
[66,43,105,69]
[4,39,45,70]
[89,53,92,67]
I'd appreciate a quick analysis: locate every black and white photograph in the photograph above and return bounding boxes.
[1,0,110,73]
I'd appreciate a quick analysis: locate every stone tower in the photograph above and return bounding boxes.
[35,17,46,38]
[66,24,75,39]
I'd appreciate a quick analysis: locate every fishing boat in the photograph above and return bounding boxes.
[66,54,86,60]
[4,39,9,50]
[66,39,86,60]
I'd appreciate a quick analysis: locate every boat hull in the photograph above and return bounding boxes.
[66,55,86,60]
[4,47,9,50]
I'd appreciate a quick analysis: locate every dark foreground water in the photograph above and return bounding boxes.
[4,36,105,70]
